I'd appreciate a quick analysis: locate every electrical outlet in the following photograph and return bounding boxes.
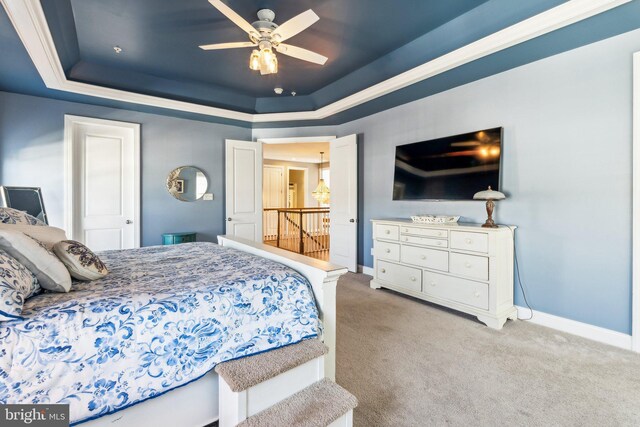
[203,193,214,201]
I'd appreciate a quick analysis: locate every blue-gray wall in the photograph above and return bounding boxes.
[254,28,640,334]
[0,92,251,245]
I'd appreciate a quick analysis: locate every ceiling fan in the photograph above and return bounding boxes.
[199,0,328,75]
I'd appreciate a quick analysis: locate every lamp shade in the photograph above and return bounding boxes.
[473,186,505,200]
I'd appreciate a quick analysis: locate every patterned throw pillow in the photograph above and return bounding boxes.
[0,250,40,321]
[0,229,72,292]
[53,240,108,281]
[0,207,46,226]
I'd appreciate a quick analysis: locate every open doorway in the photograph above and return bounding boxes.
[226,135,357,271]
[262,142,330,261]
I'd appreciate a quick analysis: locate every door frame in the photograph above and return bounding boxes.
[632,51,640,352]
[258,136,337,145]
[258,136,336,208]
[63,115,141,247]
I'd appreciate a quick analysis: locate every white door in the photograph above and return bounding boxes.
[330,134,358,271]
[263,165,284,241]
[263,165,284,208]
[225,140,262,241]
[64,115,140,251]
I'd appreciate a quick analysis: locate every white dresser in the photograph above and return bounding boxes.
[370,219,517,329]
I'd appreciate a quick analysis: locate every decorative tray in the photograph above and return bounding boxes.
[410,215,460,224]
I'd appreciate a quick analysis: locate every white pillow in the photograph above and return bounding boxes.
[0,250,40,321]
[53,240,108,281]
[0,230,72,292]
[0,223,67,250]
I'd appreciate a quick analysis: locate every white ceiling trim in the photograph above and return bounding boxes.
[1,0,630,124]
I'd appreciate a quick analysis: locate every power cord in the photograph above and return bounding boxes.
[509,226,533,321]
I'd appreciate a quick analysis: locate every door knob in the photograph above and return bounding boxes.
[227,217,232,221]
[125,220,133,224]
[349,219,355,223]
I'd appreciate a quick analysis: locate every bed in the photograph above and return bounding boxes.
[0,236,346,426]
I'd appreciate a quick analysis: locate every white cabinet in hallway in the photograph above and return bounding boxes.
[370,219,517,329]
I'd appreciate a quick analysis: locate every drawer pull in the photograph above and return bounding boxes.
[430,282,436,287]
[385,248,391,253]
[437,232,442,236]
[465,262,472,268]
[410,276,416,282]
[385,230,391,234]
[474,292,481,298]
[465,238,473,244]
[437,241,442,246]
[380,268,386,273]
[403,228,408,232]
[420,255,427,260]
[404,237,408,241]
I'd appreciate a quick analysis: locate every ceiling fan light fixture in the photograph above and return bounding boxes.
[249,50,260,70]
[268,54,278,74]
[256,47,278,75]
[203,4,326,76]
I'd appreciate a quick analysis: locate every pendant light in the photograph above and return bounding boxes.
[312,152,330,204]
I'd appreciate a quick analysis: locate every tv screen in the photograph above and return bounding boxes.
[393,127,503,200]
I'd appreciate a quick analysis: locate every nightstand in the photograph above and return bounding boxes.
[162,232,197,245]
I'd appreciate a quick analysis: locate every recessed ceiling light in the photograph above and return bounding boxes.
[274,87,283,95]
[113,46,123,54]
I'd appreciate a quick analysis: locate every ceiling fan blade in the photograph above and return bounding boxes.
[276,43,327,65]
[272,10,319,42]
[199,41,257,50]
[208,0,258,37]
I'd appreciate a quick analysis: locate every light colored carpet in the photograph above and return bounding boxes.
[215,338,327,392]
[335,273,640,426]
[238,378,357,427]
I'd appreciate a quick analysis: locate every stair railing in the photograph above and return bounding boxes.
[263,208,330,255]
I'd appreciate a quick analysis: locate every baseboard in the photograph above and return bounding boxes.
[357,265,374,276]
[515,306,632,351]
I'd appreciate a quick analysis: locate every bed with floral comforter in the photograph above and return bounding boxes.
[0,242,320,425]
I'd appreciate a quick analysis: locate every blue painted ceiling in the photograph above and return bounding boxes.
[1,0,640,127]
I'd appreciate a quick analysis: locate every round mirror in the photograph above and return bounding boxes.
[166,166,208,202]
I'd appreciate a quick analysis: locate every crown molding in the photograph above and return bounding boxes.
[1,0,630,125]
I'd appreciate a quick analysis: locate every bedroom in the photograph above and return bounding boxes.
[1,0,640,426]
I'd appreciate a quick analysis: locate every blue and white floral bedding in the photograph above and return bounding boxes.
[0,242,320,425]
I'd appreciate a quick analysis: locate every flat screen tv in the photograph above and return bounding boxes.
[393,127,503,201]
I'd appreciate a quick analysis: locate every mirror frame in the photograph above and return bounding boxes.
[166,166,208,202]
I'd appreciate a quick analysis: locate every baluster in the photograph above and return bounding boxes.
[276,211,281,248]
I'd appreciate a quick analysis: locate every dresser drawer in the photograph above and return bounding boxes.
[400,234,448,249]
[450,231,488,253]
[422,271,489,310]
[375,224,399,241]
[400,226,447,239]
[450,252,489,281]
[377,261,422,292]
[162,232,196,245]
[375,241,400,262]
[400,245,448,272]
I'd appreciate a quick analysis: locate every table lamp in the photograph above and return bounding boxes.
[473,186,506,228]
